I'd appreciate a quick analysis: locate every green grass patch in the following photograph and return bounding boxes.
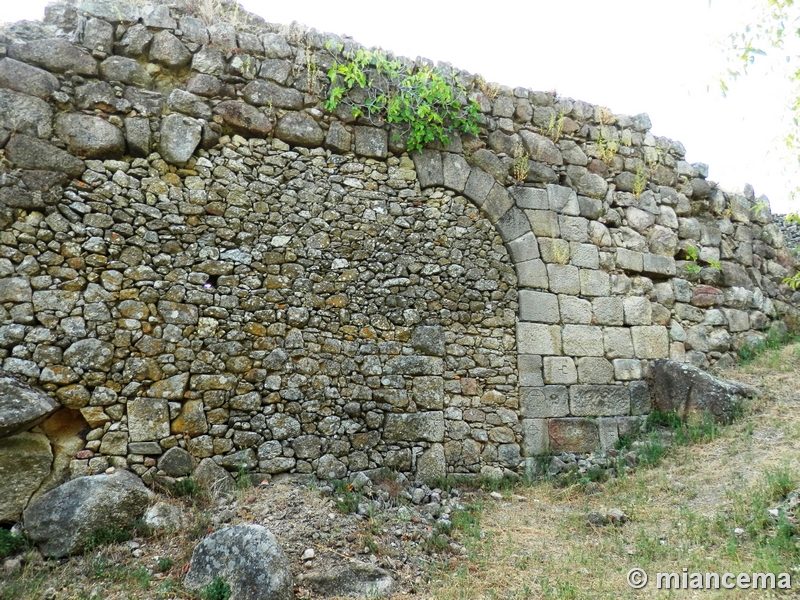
[0,528,26,558]
[84,525,132,552]
[201,576,231,600]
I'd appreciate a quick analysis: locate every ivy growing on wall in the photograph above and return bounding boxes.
[324,45,481,152]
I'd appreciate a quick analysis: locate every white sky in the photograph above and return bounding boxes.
[2,0,797,213]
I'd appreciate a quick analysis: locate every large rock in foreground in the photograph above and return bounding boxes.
[184,525,293,600]
[23,470,151,557]
[651,359,759,424]
[0,373,60,438]
[0,432,52,523]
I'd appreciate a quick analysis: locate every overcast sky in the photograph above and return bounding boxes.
[3,0,797,213]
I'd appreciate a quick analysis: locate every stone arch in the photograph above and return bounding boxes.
[410,148,555,463]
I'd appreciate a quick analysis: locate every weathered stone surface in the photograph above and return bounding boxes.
[325,121,352,153]
[83,17,114,54]
[63,339,114,371]
[412,149,443,187]
[127,398,170,442]
[416,443,446,481]
[24,470,150,557]
[0,374,59,439]
[0,58,59,99]
[570,385,630,416]
[167,89,212,120]
[549,418,600,453]
[0,431,52,522]
[631,325,669,359]
[9,38,97,75]
[0,89,53,138]
[562,324,604,356]
[147,373,189,400]
[5,134,84,177]
[299,561,397,599]
[0,277,32,303]
[213,100,273,136]
[118,23,153,57]
[384,412,444,442]
[194,457,235,498]
[355,126,388,159]
[158,447,195,477]
[443,152,470,192]
[651,359,758,423]
[519,130,562,165]
[143,501,187,533]
[149,30,191,68]
[171,400,208,436]
[99,56,152,87]
[54,113,125,159]
[158,114,202,166]
[410,325,445,356]
[242,80,302,109]
[517,323,562,355]
[274,112,324,147]
[184,525,293,600]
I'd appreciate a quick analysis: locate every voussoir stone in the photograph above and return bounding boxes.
[184,525,293,600]
[158,114,202,166]
[0,58,60,99]
[55,114,125,159]
[9,38,97,76]
[23,470,151,557]
[0,373,60,439]
[213,100,273,136]
[274,112,324,147]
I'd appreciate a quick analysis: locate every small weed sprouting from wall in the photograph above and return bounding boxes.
[324,45,481,152]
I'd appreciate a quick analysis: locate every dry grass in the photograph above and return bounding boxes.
[425,343,800,599]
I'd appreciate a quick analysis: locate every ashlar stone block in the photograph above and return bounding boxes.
[570,385,630,416]
[613,358,643,380]
[547,264,580,294]
[520,386,569,418]
[543,356,577,385]
[516,259,549,289]
[562,324,604,356]
[631,325,669,359]
[517,323,562,355]
[549,418,599,453]
[519,290,560,323]
[592,297,623,326]
[559,295,592,324]
[576,357,614,384]
[623,296,652,325]
[518,355,544,387]
[603,327,635,359]
[579,268,610,297]
[128,398,170,442]
[521,419,548,456]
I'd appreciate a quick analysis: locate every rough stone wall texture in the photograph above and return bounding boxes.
[0,0,798,488]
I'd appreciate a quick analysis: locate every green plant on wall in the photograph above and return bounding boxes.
[324,44,481,152]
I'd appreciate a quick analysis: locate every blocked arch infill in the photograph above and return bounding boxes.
[410,148,549,459]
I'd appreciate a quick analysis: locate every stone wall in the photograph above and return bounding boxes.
[0,0,798,500]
